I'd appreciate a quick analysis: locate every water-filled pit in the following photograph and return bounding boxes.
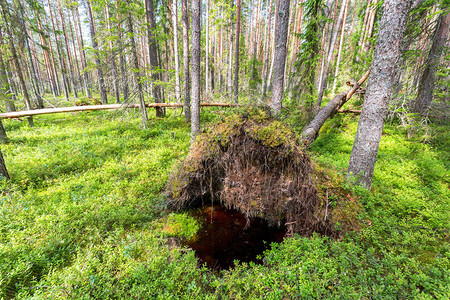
[184,204,286,270]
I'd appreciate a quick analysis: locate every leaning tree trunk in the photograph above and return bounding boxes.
[347,0,413,189]
[233,0,241,103]
[144,0,164,117]
[126,4,148,128]
[86,0,108,104]
[182,0,190,122]
[302,70,370,145]
[413,11,449,115]
[191,0,201,142]
[270,0,290,114]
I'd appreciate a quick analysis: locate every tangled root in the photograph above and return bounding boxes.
[167,111,341,235]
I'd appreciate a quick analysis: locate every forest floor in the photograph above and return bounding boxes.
[0,106,448,299]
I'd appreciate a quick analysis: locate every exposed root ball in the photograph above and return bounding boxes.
[167,112,331,235]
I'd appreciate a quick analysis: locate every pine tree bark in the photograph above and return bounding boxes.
[86,0,108,104]
[48,0,71,101]
[205,0,209,96]
[413,12,449,115]
[17,0,44,108]
[74,6,91,98]
[182,0,190,122]
[105,3,120,103]
[0,119,7,143]
[332,0,350,91]
[172,0,181,103]
[316,0,346,108]
[126,4,148,128]
[0,0,33,126]
[270,0,290,114]
[191,0,201,141]
[115,2,128,102]
[0,28,16,112]
[347,0,413,189]
[233,0,241,103]
[42,1,61,96]
[0,148,9,179]
[144,0,164,117]
[57,1,78,98]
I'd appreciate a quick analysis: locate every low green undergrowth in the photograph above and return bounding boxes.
[0,108,448,299]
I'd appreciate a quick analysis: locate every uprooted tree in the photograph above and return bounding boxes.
[167,111,363,236]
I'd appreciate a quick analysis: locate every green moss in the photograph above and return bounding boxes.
[247,120,296,148]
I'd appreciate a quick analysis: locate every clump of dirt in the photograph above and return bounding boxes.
[167,110,356,236]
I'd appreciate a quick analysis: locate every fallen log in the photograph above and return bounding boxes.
[0,102,237,119]
[301,70,370,146]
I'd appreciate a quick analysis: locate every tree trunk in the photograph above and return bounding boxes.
[18,0,44,108]
[126,4,148,128]
[316,0,346,108]
[413,12,449,115]
[105,3,120,103]
[74,6,91,98]
[67,16,82,96]
[181,0,190,122]
[0,0,33,126]
[233,0,241,103]
[0,118,7,143]
[205,0,209,96]
[0,29,16,112]
[347,0,413,189]
[0,148,9,180]
[332,0,350,91]
[115,2,128,102]
[261,0,273,96]
[191,0,201,141]
[144,0,164,117]
[227,16,233,96]
[302,70,369,145]
[86,0,108,104]
[172,0,181,103]
[270,0,290,114]
[267,0,279,94]
[48,0,70,101]
[57,1,78,99]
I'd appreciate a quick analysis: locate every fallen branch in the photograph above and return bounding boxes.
[0,102,237,119]
[301,70,370,146]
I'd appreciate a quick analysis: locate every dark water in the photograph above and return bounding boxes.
[185,204,286,270]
